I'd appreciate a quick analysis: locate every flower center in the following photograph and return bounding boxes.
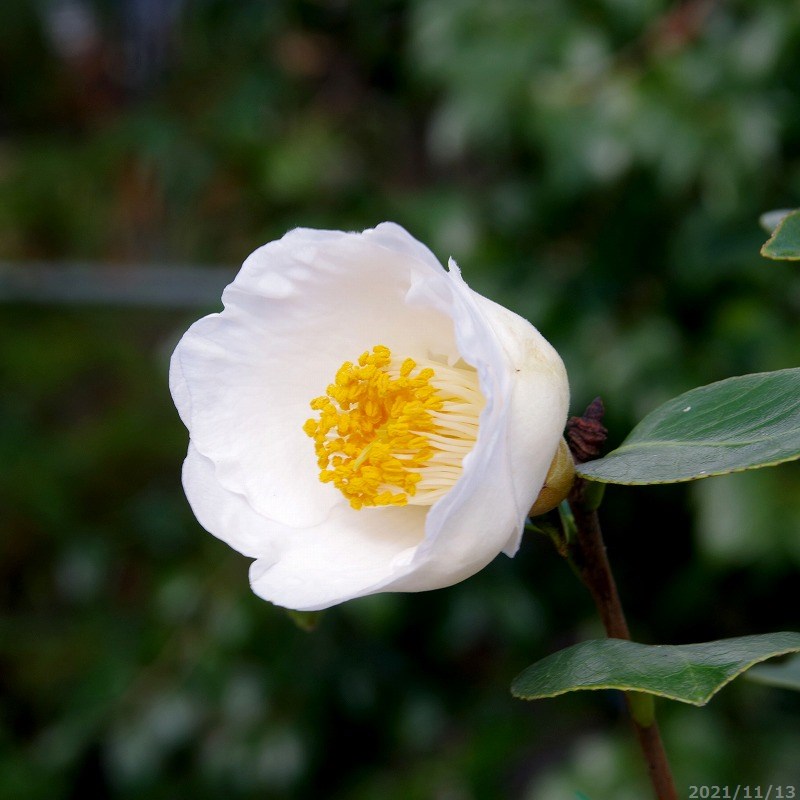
[303,344,484,510]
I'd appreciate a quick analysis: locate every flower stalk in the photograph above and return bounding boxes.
[560,400,678,800]
[566,479,677,800]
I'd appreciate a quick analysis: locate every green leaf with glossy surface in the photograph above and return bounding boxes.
[511,633,800,706]
[761,208,800,260]
[577,369,800,484]
[746,653,800,692]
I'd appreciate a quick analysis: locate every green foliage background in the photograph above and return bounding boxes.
[2,1,799,797]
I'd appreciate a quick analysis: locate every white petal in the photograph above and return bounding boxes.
[183,442,427,609]
[467,290,570,555]
[169,342,193,429]
[400,260,568,583]
[182,442,282,559]
[249,504,428,611]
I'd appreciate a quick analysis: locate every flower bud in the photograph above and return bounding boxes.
[529,438,575,517]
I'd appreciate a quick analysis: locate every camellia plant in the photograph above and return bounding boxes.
[171,217,800,799]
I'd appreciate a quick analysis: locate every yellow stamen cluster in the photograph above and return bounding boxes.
[303,345,483,510]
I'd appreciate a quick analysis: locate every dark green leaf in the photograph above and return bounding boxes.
[511,633,800,706]
[746,653,800,692]
[761,208,800,260]
[577,369,800,484]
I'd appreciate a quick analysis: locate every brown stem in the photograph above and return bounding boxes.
[568,482,678,800]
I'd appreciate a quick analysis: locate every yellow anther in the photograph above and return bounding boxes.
[400,358,416,377]
[303,344,484,510]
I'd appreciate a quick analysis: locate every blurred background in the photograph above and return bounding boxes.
[2,1,799,797]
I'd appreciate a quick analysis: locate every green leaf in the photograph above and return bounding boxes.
[576,369,800,485]
[746,652,800,692]
[511,633,800,706]
[761,208,800,260]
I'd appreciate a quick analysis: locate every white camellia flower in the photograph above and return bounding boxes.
[170,223,569,611]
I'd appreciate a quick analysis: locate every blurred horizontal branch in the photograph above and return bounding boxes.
[0,261,235,308]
